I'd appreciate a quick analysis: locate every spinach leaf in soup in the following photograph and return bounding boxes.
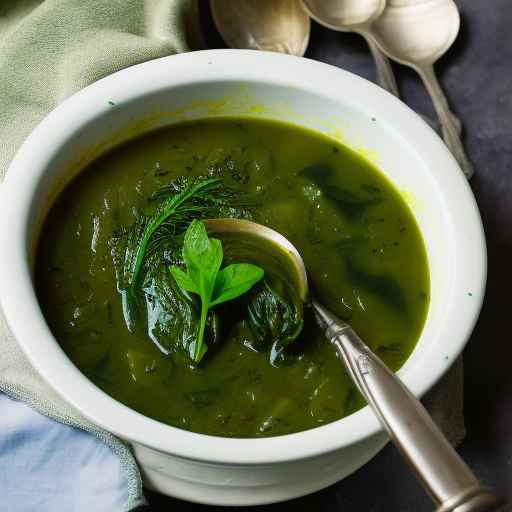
[301,164,382,219]
[246,282,304,366]
[345,257,407,314]
[142,257,221,361]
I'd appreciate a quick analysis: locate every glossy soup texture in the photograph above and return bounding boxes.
[36,118,429,437]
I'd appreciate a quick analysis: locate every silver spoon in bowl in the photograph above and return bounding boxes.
[205,217,502,512]
[210,0,310,56]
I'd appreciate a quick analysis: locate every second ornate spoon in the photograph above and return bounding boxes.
[372,0,473,178]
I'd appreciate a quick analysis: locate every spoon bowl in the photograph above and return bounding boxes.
[204,218,308,302]
[211,0,310,56]
[372,0,460,66]
[301,0,385,30]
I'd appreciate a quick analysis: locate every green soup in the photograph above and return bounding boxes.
[36,118,429,437]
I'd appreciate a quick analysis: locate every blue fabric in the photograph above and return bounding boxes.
[0,393,128,512]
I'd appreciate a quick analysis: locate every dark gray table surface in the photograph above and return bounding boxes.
[146,1,512,510]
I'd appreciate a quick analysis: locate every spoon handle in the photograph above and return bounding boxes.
[364,35,441,132]
[364,36,399,96]
[312,301,503,512]
[417,64,474,179]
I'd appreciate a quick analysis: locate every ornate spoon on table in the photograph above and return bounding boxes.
[301,0,447,147]
[371,0,473,178]
[301,0,399,95]
[205,217,504,512]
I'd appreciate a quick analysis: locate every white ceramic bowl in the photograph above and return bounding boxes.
[0,50,486,505]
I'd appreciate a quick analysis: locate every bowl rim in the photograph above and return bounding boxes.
[0,49,486,465]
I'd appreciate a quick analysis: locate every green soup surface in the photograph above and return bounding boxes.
[36,118,429,437]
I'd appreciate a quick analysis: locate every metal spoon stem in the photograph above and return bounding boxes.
[363,34,399,96]
[417,64,474,179]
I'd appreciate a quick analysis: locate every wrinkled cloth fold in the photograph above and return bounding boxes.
[0,392,130,512]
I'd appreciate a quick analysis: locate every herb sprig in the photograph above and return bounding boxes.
[170,220,264,363]
[112,177,251,331]
[130,178,224,292]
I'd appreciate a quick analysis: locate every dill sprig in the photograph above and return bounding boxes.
[111,176,253,331]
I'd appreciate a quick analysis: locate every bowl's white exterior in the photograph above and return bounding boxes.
[0,50,486,505]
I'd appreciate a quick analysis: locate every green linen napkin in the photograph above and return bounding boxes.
[0,1,195,509]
